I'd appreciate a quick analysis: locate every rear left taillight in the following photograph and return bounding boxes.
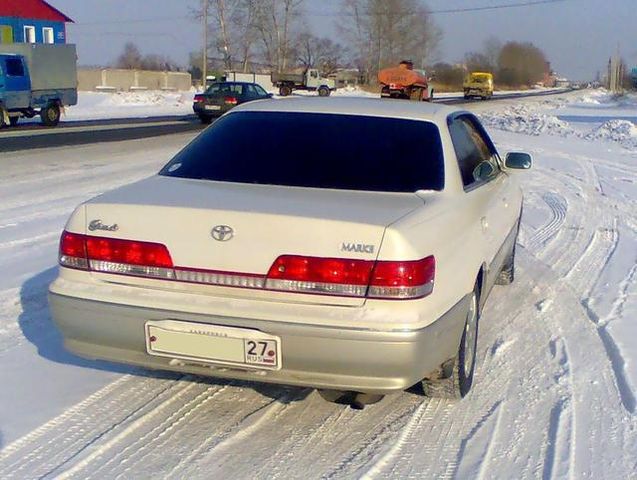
[224,96,238,105]
[59,231,88,270]
[86,236,175,279]
[58,231,175,279]
[193,94,205,103]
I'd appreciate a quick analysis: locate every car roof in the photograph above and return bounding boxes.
[231,97,459,124]
[212,81,260,86]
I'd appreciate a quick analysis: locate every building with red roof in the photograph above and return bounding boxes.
[0,0,73,45]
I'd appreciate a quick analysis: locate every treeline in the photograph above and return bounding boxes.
[433,39,549,88]
[113,0,550,88]
[116,43,183,72]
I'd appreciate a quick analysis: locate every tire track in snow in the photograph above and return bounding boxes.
[0,375,182,479]
[526,192,568,251]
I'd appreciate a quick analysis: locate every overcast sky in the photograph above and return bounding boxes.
[54,0,636,80]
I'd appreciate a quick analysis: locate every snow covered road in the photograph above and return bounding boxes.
[0,92,635,479]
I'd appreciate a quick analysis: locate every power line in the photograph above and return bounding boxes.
[308,0,573,16]
[67,0,573,26]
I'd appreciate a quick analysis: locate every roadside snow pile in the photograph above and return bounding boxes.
[480,105,576,137]
[65,90,195,121]
[586,119,637,147]
[106,91,195,107]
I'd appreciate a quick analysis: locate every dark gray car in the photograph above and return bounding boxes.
[193,81,272,124]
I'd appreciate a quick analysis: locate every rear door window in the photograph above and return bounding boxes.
[448,116,499,189]
[161,112,445,192]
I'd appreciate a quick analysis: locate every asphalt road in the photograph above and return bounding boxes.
[0,89,572,153]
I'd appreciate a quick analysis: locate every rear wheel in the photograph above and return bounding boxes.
[41,103,61,127]
[318,86,330,97]
[279,85,292,96]
[198,115,213,125]
[422,288,480,399]
[496,243,516,285]
[9,116,19,127]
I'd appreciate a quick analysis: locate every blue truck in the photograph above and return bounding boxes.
[0,44,77,127]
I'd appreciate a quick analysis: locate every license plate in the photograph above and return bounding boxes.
[205,105,221,111]
[145,320,281,370]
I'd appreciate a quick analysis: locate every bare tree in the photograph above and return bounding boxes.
[116,42,143,69]
[295,32,345,75]
[251,0,305,72]
[338,0,441,83]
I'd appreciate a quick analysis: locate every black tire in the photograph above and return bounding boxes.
[463,94,470,100]
[496,243,516,285]
[422,288,480,399]
[9,116,19,127]
[279,85,292,97]
[198,115,213,125]
[318,86,330,97]
[41,103,61,127]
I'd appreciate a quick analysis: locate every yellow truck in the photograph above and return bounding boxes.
[463,72,494,100]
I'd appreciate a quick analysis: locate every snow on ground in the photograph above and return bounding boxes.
[0,90,636,478]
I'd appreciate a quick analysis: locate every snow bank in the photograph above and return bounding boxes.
[480,105,576,137]
[481,91,637,150]
[586,119,637,147]
[64,90,196,121]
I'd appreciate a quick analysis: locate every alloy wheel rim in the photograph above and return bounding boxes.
[463,294,478,375]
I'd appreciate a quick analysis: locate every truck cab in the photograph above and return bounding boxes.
[463,72,494,100]
[0,55,31,125]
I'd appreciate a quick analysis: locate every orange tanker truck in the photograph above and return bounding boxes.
[378,60,434,101]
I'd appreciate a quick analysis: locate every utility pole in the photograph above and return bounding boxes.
[202,0,208,89]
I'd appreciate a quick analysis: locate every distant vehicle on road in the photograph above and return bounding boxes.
[0,44,77,127]
[271,68,335,97]
[50,97,533,407]
[193,81,272,124]
[378,60,434,101]
[463,72,494,100]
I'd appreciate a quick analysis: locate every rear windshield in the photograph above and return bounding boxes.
[160,111,444,192]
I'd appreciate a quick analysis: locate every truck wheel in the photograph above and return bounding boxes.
[41,103,61,127]
[9,116,19,127]
[318,86,330,97]
[422,288,480,399]
[279,85,292,97]
[0,106,8,128]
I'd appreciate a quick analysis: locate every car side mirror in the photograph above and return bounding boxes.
[505,152,533,170]
[473,161,496,182]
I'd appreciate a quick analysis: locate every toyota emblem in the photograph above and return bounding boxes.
[211,225,234,242]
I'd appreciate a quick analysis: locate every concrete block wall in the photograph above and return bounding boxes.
[78,69,192,91]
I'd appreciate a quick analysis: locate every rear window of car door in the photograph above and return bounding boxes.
[448,116,499,189]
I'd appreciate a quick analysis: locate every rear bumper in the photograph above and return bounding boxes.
[49,291,468,394]
[192,104,227,117]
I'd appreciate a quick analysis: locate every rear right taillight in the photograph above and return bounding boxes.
[265,255,435,299]
[368,256,435,299]
[266,255,374,297]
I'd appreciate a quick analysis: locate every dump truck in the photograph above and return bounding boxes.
[378,61,434,101]
[463,72,494,100]
[0,44,77,127]
[271,68,335,97]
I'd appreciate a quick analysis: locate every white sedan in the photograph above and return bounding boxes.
[49,97,532,405]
